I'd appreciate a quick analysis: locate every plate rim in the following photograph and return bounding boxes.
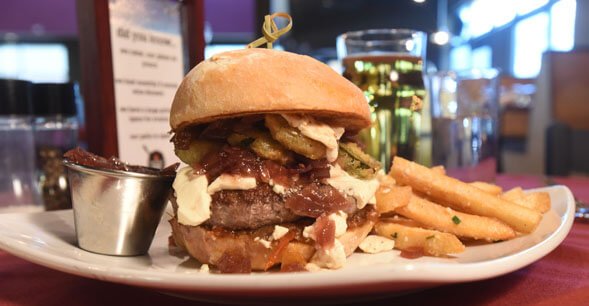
[0,185,576,294]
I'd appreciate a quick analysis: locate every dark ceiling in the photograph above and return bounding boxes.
[287,0,438,50]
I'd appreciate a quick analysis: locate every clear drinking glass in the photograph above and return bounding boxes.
[0,116,40,207]
[429,69,500,182]
[32,82,79,210]
[34,116,78,210]
[0,79,41,209]
[337,29,427,171]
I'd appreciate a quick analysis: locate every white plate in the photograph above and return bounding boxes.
[0,186,575,303]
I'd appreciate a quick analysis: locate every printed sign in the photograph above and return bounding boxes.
[109,0,183,167]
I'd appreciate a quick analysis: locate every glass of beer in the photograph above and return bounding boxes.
[337,29,427,171]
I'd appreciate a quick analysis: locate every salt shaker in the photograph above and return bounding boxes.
[32,83,79,210]
[0,79,41,208]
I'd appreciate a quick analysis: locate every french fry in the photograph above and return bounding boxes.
[501,188,550,213]
[501,187,524,201]
[469,181,502,196]
[390,157,542,233]
[380,175,396,186]
[375,220,465,256]
[375,185,412,214]
[512,192,551,213]
[431,165,446,176]
[395,195,515,241]
[384,215,425,228]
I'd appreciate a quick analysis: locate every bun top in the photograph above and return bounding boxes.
[170,48,371,131]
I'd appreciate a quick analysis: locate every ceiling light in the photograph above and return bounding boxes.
[432,30,450,45]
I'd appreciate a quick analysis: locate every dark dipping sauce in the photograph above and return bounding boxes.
[64,147,179,176]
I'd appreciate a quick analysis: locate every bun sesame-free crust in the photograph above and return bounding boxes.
[170,48,371,131]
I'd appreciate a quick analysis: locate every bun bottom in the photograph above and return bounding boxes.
[169,214,375,271]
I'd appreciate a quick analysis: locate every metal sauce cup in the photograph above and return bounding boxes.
[64,160,175,256]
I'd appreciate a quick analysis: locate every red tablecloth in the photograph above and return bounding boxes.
[1,175,588,306]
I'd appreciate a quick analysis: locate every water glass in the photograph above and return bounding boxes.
[429,69,500,182]
[0,79,41,208]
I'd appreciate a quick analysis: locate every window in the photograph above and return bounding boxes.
[456,0,576,78]
[450,45,492,71]
[466,0,494,37]
[472,46,492,69]
[0,43,69,83]
[550,0,576,51]
[515,0,549,15]
[450,45,471,71]
[513,13,549,78]
[492,0,517,28]
[458,0,517,38]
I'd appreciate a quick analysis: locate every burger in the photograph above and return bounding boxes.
[168,48,382,273]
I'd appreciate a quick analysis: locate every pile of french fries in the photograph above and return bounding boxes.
[373,156,550,257]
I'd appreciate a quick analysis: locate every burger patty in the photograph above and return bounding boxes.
[204,184,301,230]
[201,183,359,230]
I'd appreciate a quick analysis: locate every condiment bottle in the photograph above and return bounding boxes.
[0,79,42,208]
[32,82,78,210]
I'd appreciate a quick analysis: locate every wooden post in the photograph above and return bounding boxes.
[76,0,205,157]
[183,0,205,69]
[76,0,118,157]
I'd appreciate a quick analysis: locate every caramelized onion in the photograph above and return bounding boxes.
[400,247,424,259]
[288,158,331,180]
[285,183,350,218]
[171,125,203,150]
[314,214,336,249]
[200,119,237,141]
[194,145,333,187]
[216,249,251,273]
[168,235,177,247]
[347,206,379,229]
[64,147,178,175]
[196,146,272,182]
[263,160,291,186]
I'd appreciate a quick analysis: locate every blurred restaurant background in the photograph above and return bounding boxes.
[0,0,588,209]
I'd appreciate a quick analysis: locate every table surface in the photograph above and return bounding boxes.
[1,174,588,306]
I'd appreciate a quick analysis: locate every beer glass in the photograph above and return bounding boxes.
[429,69,500,182]
[337,29,427,171]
